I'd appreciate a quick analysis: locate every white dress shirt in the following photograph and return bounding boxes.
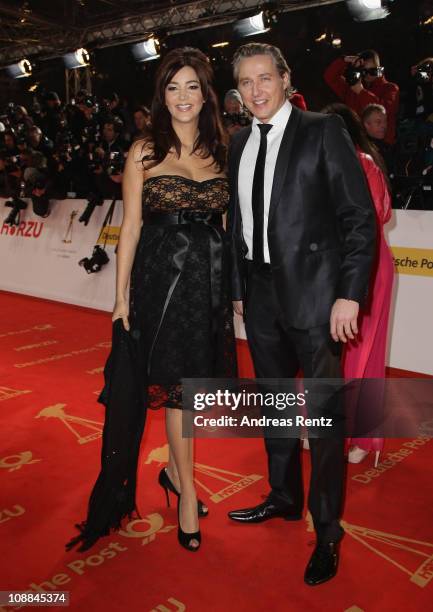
[238,100,292,263]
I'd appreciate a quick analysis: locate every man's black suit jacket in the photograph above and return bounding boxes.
[227,105,377,330]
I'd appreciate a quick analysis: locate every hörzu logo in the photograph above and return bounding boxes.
[1,221,44,238]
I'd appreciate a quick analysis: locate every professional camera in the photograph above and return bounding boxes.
[82,124,101,146]
[55,134,79,165]
[79,192,104,225]
[4,154,22,173]
[4,192,27,225]
[5,102,19,122]
[87,149,105,172]
[416,62,433,84]
[392,172,433,210]
[344,60,384,86]
[106,151,125,176]
[344,63,364,86]
[79,245,109,273]
[75,92,96,109]
[223,111,251,128]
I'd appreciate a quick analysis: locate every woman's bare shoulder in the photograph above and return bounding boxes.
[129,138,154,164]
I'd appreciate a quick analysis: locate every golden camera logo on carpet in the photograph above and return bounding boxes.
[306,512,433,588]
[36,404,102,444]
[145,444,263,503]
[392,247,433,277]
[0,386,31,401]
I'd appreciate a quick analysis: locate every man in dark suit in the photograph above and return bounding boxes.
[227,43,376,586]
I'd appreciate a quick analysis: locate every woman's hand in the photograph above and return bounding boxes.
[233,300,244,316]
[112,298,130,331]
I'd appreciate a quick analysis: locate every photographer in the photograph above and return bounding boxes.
[51,131,87,198]
[23,149,51,212]
[394,57,433,208]
[403,57,433,121]
[324,50,399,144]
[38,91,64,143]
[222,89,251,137]
[88,116,125,199]
[27,126,54,162]
[0,150,21,197]
[131,105,151,141]
[70,91,101,149]
[13,105,34,132]
[2,130,19,156]
[0,130,25,197]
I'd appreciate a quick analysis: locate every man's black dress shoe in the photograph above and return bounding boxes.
[304,541,339,586]
[228,499,302,523]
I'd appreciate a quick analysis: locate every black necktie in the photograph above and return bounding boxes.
[252,123,273,265]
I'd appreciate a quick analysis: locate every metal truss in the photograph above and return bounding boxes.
[0,0,344,66]
[65,66,92,103]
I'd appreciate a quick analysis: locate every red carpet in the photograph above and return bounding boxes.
[1,292,432,611]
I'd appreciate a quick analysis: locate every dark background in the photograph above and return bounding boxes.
[1,0,432,111]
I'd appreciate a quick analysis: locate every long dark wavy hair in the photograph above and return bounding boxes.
[142,47,227,172]
[321,102,390,187]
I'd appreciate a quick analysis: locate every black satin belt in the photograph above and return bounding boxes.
[146,209,224,377]
[147,210,223,226]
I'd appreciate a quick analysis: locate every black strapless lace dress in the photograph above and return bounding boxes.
[65,174,237,553]
[130,174,237,407]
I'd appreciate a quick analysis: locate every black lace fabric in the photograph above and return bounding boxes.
[142,175,229,211]
[129,175,237,409]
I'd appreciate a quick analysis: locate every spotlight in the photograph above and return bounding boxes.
[315,33,327,42]
[234,11,271,37]
[212,42,230,48]
[346,0,391,21]
[63,48,90,69]
[131,37,160,62]
[6,59,32,79]
[332,37,342,48]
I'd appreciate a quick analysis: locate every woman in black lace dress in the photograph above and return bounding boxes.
[66,48,237,554]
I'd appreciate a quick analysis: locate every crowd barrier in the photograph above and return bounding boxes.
[1,199,432,375]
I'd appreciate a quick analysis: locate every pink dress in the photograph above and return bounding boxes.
[343,151,394,452]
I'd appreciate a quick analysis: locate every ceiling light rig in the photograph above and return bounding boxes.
[63,48,90,69]
[6,59,32,79]
[131,36,160,62]
[346,0,391,22]
[234,9,277,38]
